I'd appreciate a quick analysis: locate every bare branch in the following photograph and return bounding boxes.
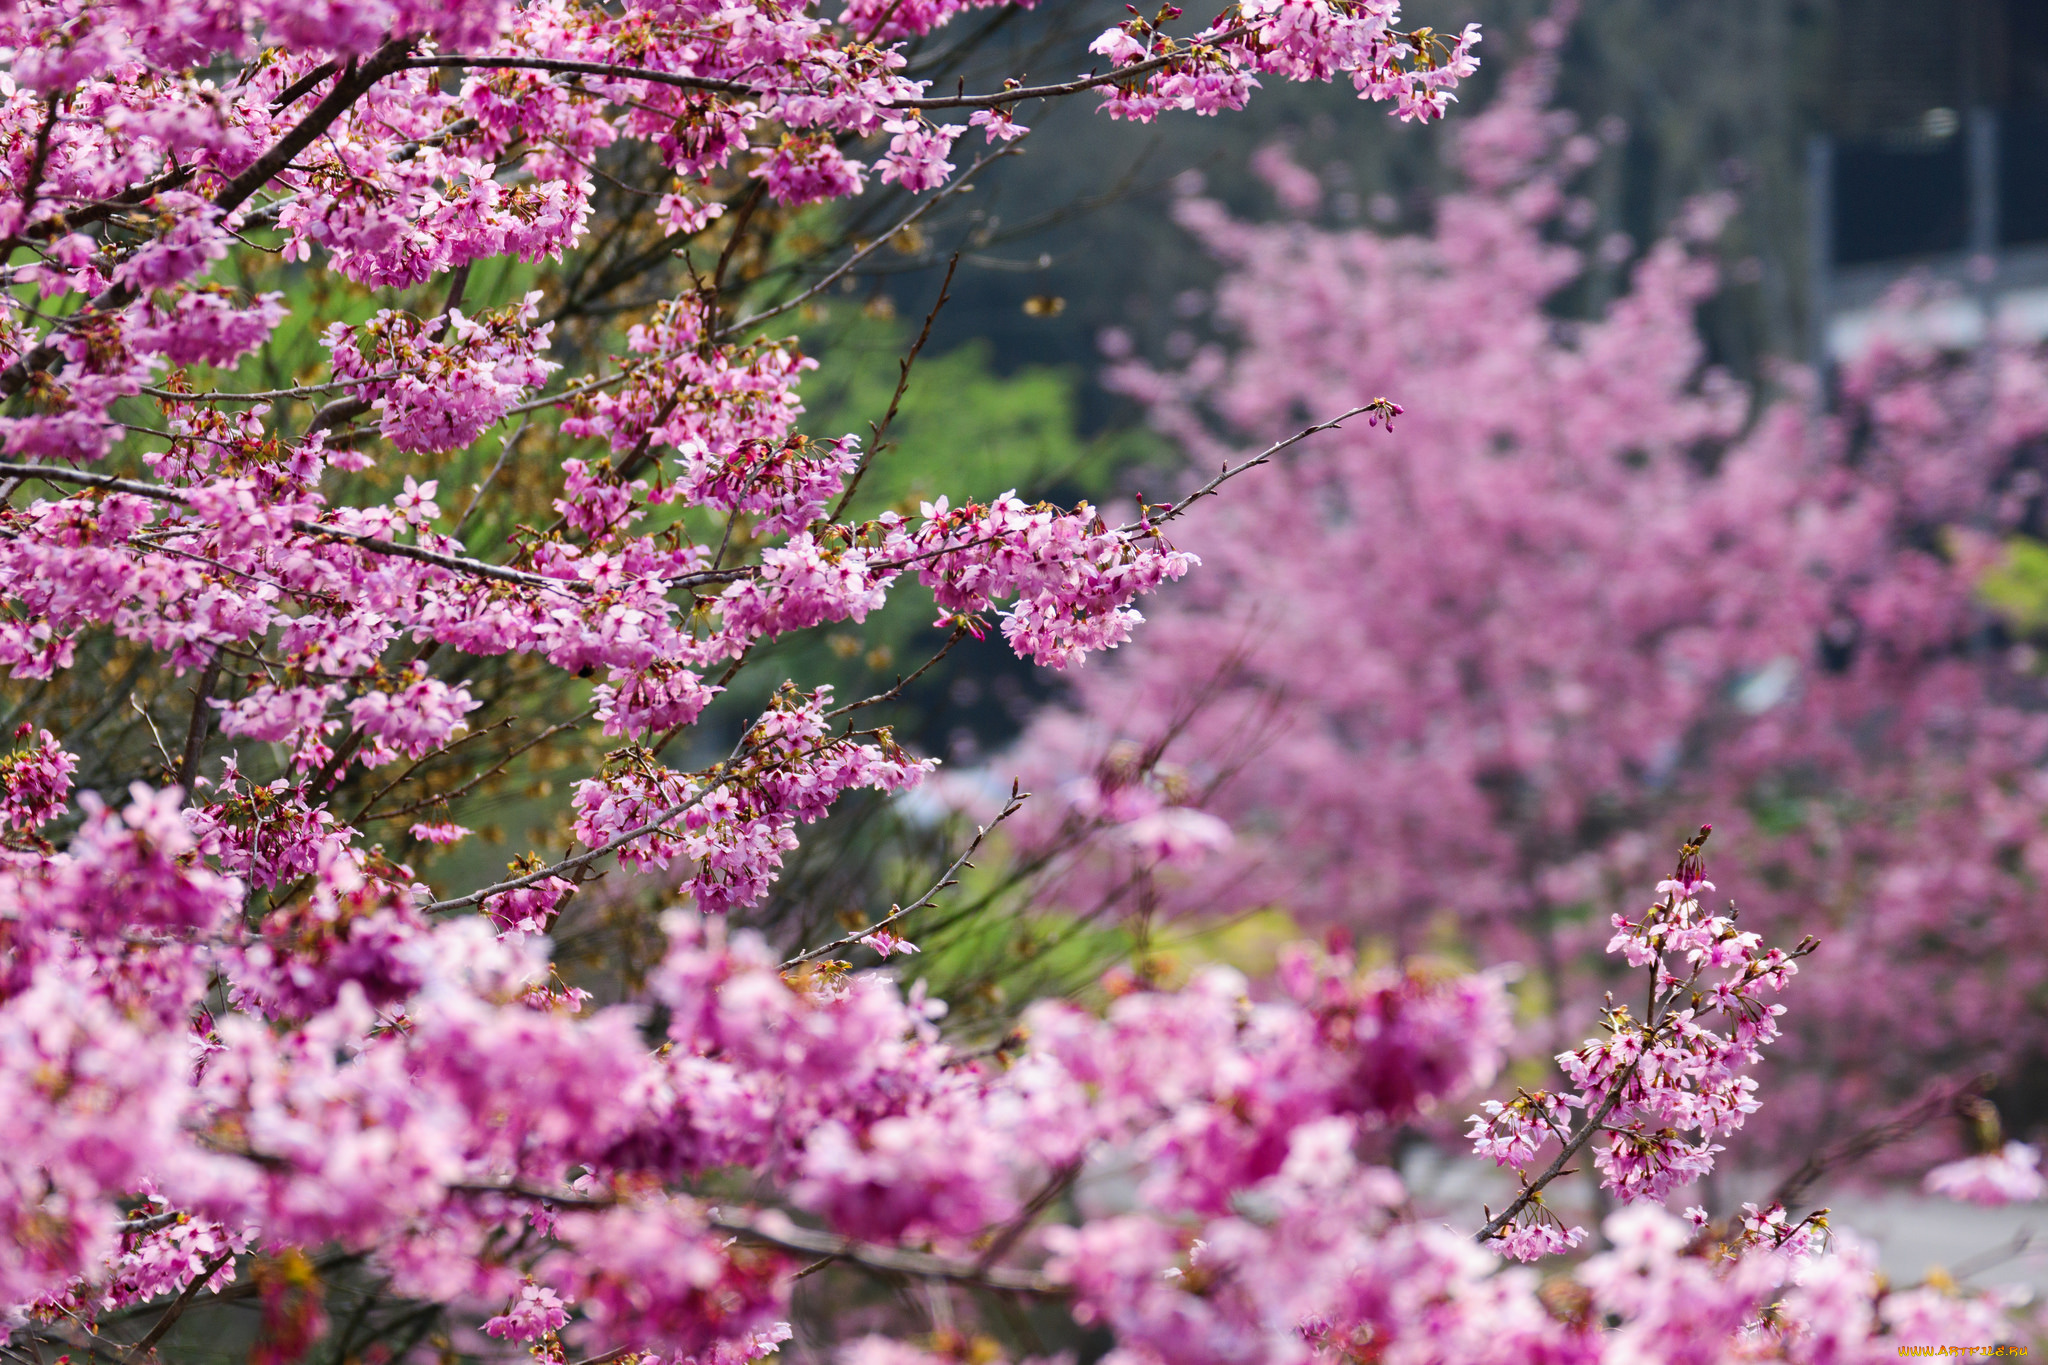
[140,372,403,405]
[357,708,594,824]
[709,1209,1063,1295]
[825,622,971,718]
[398,54,765,99]
[974,1159,1079,1274]
[453,419,527,533]
[782,786,1027,968]
[721,142,1017,340]
[445,1183,1063,1294]
[829,251,961,522]
[175,652,222,790]
[1765,1074,1994,1214]
[116,1251,234,1364]
[899,25,1256,109]
[420,724,839,912]
[1130,401,1396,535]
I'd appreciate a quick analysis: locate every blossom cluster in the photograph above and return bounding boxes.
[0,0,1488,1353]
[1088,1,1481,124]
[0,0,2023,1361]
[2,777,2011,1359]
[1468,828,1812,1259]
[571,685,933,914]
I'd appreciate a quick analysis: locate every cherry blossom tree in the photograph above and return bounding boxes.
[0,1,2026,1362]
[1010,21,2048,1188]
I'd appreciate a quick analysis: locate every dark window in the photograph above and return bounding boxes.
[1832,138,1970,265]
[2001,105,2048,246]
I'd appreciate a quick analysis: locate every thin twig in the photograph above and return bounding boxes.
[447,1181,1062,1293]
[974,1160,1080,1274]
[829,251,960,522]
[568,1350,646,1365]
[1130,401,1394,535]
[783,786,1026,968]
[140,372,403,405]
[825,622,971,718]
[709,179,770,311]
[358,708,594,824]
[902,24,1257,109]
[419,722,835,911]
[710,1209,1063,1295]
[859,0,917,43]
[500,368,629,417]
[1949,1228,2037,1283]
[454,419,527,533]
[1765,1074,1994,1213]
[721,143,1015,340]
[345,716,515,825]
[130,696,175,776]
[398,55,764,99]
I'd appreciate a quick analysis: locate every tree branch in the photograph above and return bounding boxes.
[710,1209,1063,1295]
[213,39,416,218]
[1765,1074,1993,1213]
[974,1160,1079,1275]
[825,622,971,719]
[404,27,1254,113]
[0,38,414,402]
[0,463,586,596]
[419,724,839,912]
[1475,1071,1633,1244]
[116,1251,234,1364]
[1132,401,1396,535]
[781,785,1026,968]
[175,652,222,790]
[720,142,1016,340]
[829,251,960,522]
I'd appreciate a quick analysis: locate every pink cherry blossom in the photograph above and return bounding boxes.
[1924,1143,2047,1207]
[1006,21,2048,1187]
[0,5,2027,1362]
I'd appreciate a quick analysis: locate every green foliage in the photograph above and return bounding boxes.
[898,840,1140,1036]
[1978,534,2048,634]
[795,308,1152,514]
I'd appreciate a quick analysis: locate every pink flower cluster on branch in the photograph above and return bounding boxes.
[1469,827,1816,1260]
[0,0,1486,1347]
[2,790,2009,1359]
[0,0,2021,1360]
[1087,2,1480,124]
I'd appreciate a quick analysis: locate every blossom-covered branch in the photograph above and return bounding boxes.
[1469,826,1817,1260]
